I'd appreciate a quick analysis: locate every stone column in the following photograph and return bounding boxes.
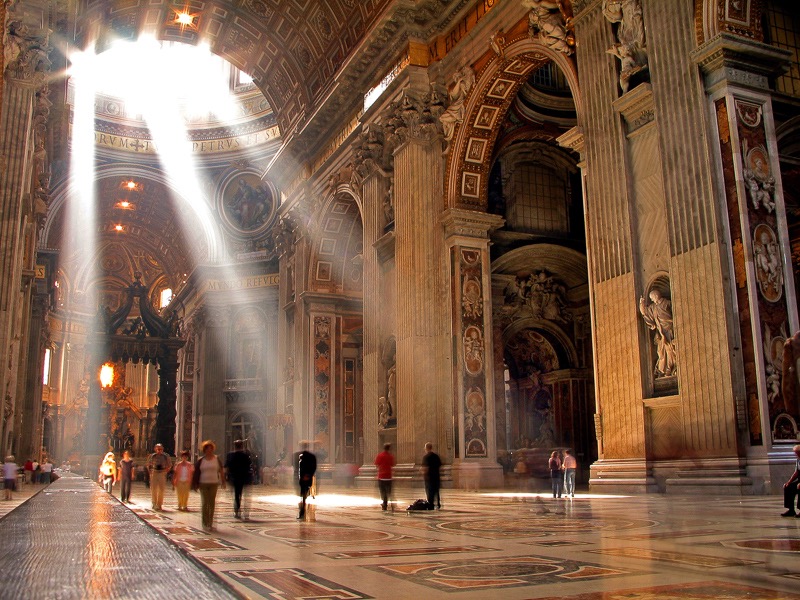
[0,6,51,456]
[194,305,229,451]
[154,349,180,456]
[443,209,504,489]
[18,295,46,461]
[571,2,651,492]
[693,33,796,493]
[351,135,391,478]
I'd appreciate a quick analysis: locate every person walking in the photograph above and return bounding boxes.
[118,450,135,503]
[374,443,396,511]
[293,442,317,520]
[3,456,17,500]
[23,458,33,486]
[40,458,53,484]
[225,440,252,520]
[781,444,800,517]
[192,440,225,532]
[99,452,117,493]
[549,450,563,498]
[147,443,172,511]
[172,451,193,511]
[421,442,442,509]
[562,449,577,497]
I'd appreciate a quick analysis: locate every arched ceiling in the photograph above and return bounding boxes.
[45,176,205,298]
[75,0,479,147]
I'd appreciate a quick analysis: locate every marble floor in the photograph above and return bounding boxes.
[110,480,800,599]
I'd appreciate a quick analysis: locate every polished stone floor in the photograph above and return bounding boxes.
[4,475,800,599]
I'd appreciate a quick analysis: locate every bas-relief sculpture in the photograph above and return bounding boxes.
[638,289,677,378]
[501,270,570,323]
[753,224,783,303]
[603,0,648,93]
[743,141,776,213]
[523,0,574,55]
[440,66,475,146]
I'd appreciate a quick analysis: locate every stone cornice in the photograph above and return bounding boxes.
[611,83,654,134]
[691,32,792,92]
[442,208,504,240]
[556,125,585,155]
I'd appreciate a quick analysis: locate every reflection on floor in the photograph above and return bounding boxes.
[118,482,800,599]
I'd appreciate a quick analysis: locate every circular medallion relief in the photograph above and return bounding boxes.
[219,173,276,235]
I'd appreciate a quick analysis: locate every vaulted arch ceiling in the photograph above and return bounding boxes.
[45,176,205,302]
[74,0,480,145]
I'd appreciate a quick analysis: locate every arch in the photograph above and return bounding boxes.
[502,316,579,370]
[43,164,224,263]
[445,35,582,211]
[307,192,364,294]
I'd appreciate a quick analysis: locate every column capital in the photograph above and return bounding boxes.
[442,208,504,241]
[692,32,791,93]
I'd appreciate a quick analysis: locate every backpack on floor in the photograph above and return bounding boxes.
[407,499,433,511]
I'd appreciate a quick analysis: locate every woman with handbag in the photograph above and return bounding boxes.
[192,440,225,532]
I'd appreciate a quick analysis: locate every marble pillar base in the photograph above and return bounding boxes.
[451,461,504,490]
[589,458,658,494]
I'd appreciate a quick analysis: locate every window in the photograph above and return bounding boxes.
[160,288,173,309]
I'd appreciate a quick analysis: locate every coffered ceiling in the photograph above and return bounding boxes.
[76,0,473,145]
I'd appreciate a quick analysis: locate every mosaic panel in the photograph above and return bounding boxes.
[434,515,657,539]
[174,537,248,552]
[317,545,495,559]
[254,522,434,548]
[227,568,371,600]
[588,547,762,568]
[197,554,275,564]
[365,555,634,592]
[723,538,800,553]
[537,580,800,599]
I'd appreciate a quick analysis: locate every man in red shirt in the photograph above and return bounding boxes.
[374,443,396,511]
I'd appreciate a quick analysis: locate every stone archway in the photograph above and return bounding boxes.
[444,32,582,211]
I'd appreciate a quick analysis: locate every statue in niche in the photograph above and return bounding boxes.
[386,364,396,414]
[523,0,574,55]
[382,186,395,225]
[440,66,475,147]
[639,289,677,378]
[378,396,392,429]
[753,225,783,302]
[603,0,647,93]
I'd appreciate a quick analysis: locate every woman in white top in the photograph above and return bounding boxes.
[193,440,225,531]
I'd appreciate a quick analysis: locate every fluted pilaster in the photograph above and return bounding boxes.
[393,136,449,465]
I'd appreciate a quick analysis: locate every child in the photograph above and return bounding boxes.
[172,451,194,511]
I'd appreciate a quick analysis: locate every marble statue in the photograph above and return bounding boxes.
[523,0,574,55]
[440,66,475,143]
[639,289,677,378]
[603,0,648,93]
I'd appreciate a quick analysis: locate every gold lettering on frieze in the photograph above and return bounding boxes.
[89,125,281,155]
[205,274,279,292]
[428,0,497,63]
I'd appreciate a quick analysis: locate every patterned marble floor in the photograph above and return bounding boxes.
[111,480,800,599]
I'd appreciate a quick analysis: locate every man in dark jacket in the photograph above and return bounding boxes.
[225,439,252,519]
[422,442,442,509]
[293,441,317,519]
